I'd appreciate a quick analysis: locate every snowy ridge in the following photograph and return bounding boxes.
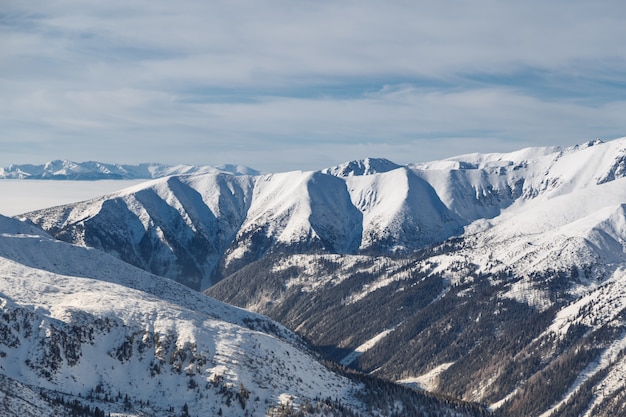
[346,167,463,252]
[411,137,626,222]
[400,137,626,286]
[17,138,626,293]
[0,276,354,416]
[22,174,256,289]
[443,175,626,294]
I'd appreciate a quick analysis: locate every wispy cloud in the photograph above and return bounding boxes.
[2,0,626,171]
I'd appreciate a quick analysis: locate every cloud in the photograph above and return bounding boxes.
[1,0,626,171]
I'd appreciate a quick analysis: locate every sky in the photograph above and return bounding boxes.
[2,0,626,173]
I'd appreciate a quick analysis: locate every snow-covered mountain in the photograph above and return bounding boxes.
[20,166,464,289]
[14,136,626,416]
[21,139,626,291]
[0,160,259,180]
[206,138,626,416]
[409,138,626,276]
[0,214,482,417]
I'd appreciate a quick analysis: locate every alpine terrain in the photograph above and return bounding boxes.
[0,214,483,417]
[14,137,626,416]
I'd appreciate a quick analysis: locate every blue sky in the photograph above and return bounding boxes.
[2,0,626,172]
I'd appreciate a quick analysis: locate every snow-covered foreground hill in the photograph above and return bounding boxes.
[0,215,484,417]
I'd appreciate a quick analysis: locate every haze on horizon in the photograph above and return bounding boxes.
[2,0,626,172]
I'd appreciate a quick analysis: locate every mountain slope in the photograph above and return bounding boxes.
[209,250,626,417]
[21,174,255,289]
[345,167,462,253]
[0,214,484,417]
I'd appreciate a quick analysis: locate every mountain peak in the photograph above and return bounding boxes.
[578,138,604,149]
[214,163,261,176]
[322,157,402,177]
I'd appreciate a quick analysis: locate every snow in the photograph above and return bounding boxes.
[272,254,425,306]
[343,267,414,305]
[339,326,400,366]
[548,268,626,336]
[432,171,626,290]
[345,167,464,251]
[488,389,519,411]
[582,347,626,417]
[409,138,626,225]
[397,362,454,392]
[0,215,296,343]
[277,254,359,292]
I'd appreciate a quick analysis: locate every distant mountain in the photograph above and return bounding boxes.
[0,160,260,180]
[0,214,483,417]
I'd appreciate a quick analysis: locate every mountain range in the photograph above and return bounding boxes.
[7,136,626,416]
[19,139,626,290]
[0,160,259,180]
[17,157,466,290]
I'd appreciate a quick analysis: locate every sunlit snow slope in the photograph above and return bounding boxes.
[0,214,484,417]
